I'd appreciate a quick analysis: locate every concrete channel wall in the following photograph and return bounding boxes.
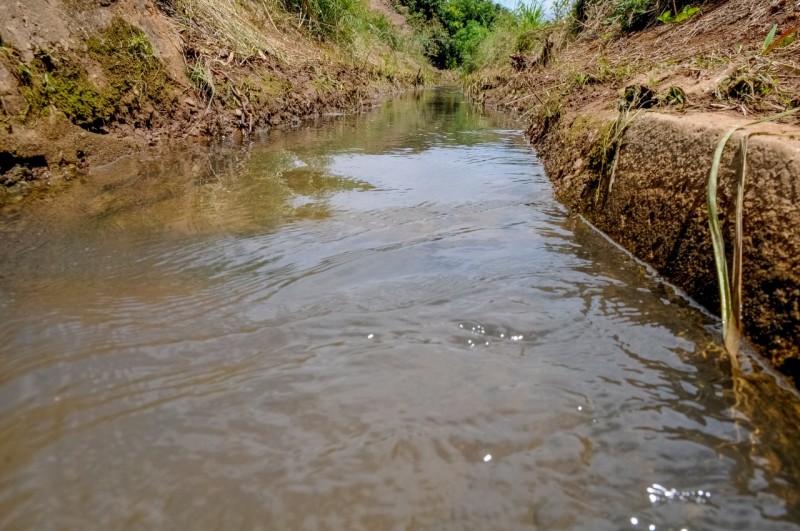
[537,111,800,380]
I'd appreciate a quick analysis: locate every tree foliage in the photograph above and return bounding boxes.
[399,0,505,69]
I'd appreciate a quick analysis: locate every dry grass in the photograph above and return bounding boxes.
[470,0,799,127]
[171,0,304,62]
[168,0,430,76]
[714,60,780,110]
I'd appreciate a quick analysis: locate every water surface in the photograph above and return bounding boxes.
[1,88,800,530]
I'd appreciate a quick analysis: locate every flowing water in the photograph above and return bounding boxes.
[2,88,800,530]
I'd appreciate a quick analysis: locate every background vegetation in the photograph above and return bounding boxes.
[167,0,715,76]
[412,0,716,73]
[397,0,497,69]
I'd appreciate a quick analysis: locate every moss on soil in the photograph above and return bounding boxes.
[86,17,174,108]
[0,17,174,131]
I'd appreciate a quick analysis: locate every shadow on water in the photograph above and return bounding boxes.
[0,87,799,530]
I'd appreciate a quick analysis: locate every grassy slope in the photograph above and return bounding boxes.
[468,0,800,123]
[0,0,435,197]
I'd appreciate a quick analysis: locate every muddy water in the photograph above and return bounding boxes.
[1,88,800,530]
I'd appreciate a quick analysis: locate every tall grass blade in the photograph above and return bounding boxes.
[707,107,799,365]
[763,22,800,55]
[762,24,778,53]
[707,125,739,352]
[726,134,748,359]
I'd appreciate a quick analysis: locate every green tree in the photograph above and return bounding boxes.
[399,0,504,68]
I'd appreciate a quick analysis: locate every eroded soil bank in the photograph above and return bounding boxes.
[470,0,800,383]
[0,0,432,202]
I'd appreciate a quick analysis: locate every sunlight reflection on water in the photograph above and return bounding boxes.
[1,88,799,530]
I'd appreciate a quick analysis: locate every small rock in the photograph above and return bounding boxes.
[1,165,32,186]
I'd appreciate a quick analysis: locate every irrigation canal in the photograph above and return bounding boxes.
[1,87,799,529]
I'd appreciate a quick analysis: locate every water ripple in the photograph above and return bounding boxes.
[1,88,799,530]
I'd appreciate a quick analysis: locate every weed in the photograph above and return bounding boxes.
[465,4,550,72]
[166,0,287,59]
[659,85,686,106]
[128,32,153,58]
[187,61,217,103]
[691,54,730,70]
[707,124,739,360]
[604,0,651,32]
[16,64,33,86]
[86,17,173,109]
[763,22,800,56]
[257,72,291,96]
[571,71,591,87]
[283,0,363,41]
[586,107,640,201]
[4,44,111,127]
[556,58,634,87]
[368,14,401,50]
[528,90,563,143]
[656,4,699,24]
[515,29,540,53]
[716,69,777,105]
[762,24,778,54]
[515,0,546,27]
[595,58,634,82]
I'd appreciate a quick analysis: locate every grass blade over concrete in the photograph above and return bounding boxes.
[707,108,799,365]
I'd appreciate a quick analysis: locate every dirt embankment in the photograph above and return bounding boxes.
[0,0,430,200]
[470,0,800,383]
